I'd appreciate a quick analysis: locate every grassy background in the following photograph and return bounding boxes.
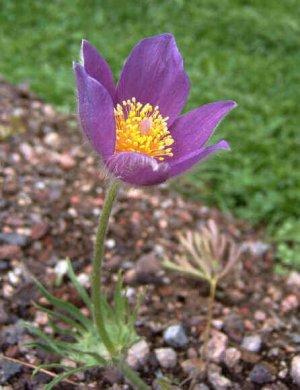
[0,0,299,268]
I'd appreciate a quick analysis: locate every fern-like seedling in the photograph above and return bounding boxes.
[22,260,141,389]
[163,219,241,360]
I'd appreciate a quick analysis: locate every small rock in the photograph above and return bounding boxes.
[30,222,49,240]
[102,366,123,384]
[241,241,270,256]
[163,324,188,348]
[126,340,150,369]
[291,355,300,386]
[204,330,228,363]
[181,358,205,379]
[135,252,162,284]
[0,324,25,347]
[223,314,244,342]
[286,272,300,288]
[0,359,22,385]
[155,348,177,369]
[208,371,232,389]
[223,347,241,368]
[54,259,69,277]
[281,295,299,313]
[44,132,61,148]
[57,153,76,170]
[241,335,262,353]
[249,363,274,384]
[193,385,210,390]
[290,333,300,344]
[0,233,29,247]
[254,310,266,322]
[0,245,21,260]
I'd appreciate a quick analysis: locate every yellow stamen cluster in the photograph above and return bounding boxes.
[114,98,174,161]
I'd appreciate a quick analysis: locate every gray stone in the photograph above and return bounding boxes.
[241,241,270,256]
[193,385,210,390]
[208,371,232,389]
[287,272,300,288]
[241,334,262,352]
[0,233,29,247]
[126,340,150,370]
[291,355,300,386]
[0,359,22,385]
[223,347,241,368]
[155,347,177,369]
[163,324,188,348]
[249,364,274,384]
[205,330,228,363]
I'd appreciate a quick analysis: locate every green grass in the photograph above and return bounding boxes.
[0,0,299,267]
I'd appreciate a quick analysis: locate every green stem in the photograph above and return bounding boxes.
[91,180,120,357]
[117,360,150,390]
[202,277,217,360]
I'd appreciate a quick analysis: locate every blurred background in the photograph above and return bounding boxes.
[0,0,299,269]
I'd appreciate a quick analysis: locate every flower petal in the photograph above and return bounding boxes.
[81,40,116,101]
[168,140,230,178]
[169,101,236,160]
[116,33,190,126]
[106,152,169,186]
[74,63,115,160]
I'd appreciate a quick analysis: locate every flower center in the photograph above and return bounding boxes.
[114,98,174,161]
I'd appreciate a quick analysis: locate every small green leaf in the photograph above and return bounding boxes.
[44,366,94,390]
[67,259,93,312]
[33,302,85,334]
[32,276,91,330]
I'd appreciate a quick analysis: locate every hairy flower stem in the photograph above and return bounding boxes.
[202,277,218,360]
[91,180,120,357]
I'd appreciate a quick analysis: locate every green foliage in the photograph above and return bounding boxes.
[0,0,299,266]
[24,262,140,388]
[272,219,300,271]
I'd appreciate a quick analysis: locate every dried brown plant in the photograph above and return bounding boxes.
[163,219,241,361]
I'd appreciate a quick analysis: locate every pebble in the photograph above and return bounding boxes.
[223,347,241,368]
[0,232,29,247]
[281,294,299,313]
[126,340,150,369]
[204,330,228,363]
[254,310,266,322]
[155,347,177,369]
[0,360,22,385]
[54,259,69,277]
[241,334,262,353]
[57,153,76,170]
[0,245,21,260]
[44,132,60,148]
[181,358,205,378]
[249,363,274,384]
[163,324,188,348]
[241,241,270,256]
[286,271,300,288]
[208,371,232,389]
[291,355,300,386]
[223,314,245,342]
[193,385,210,390]
[102,366,123,384]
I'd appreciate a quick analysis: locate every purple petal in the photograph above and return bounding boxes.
[74,63,115,160]
[169,101,236,160]
[168,140,230,178]
[106,152,169,186]
[116,33,190,126]
[81,39,116,101]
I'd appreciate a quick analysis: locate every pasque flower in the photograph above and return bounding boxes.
[74,33,236,186]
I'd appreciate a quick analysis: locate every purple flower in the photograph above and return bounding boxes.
[74,33,236,186]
